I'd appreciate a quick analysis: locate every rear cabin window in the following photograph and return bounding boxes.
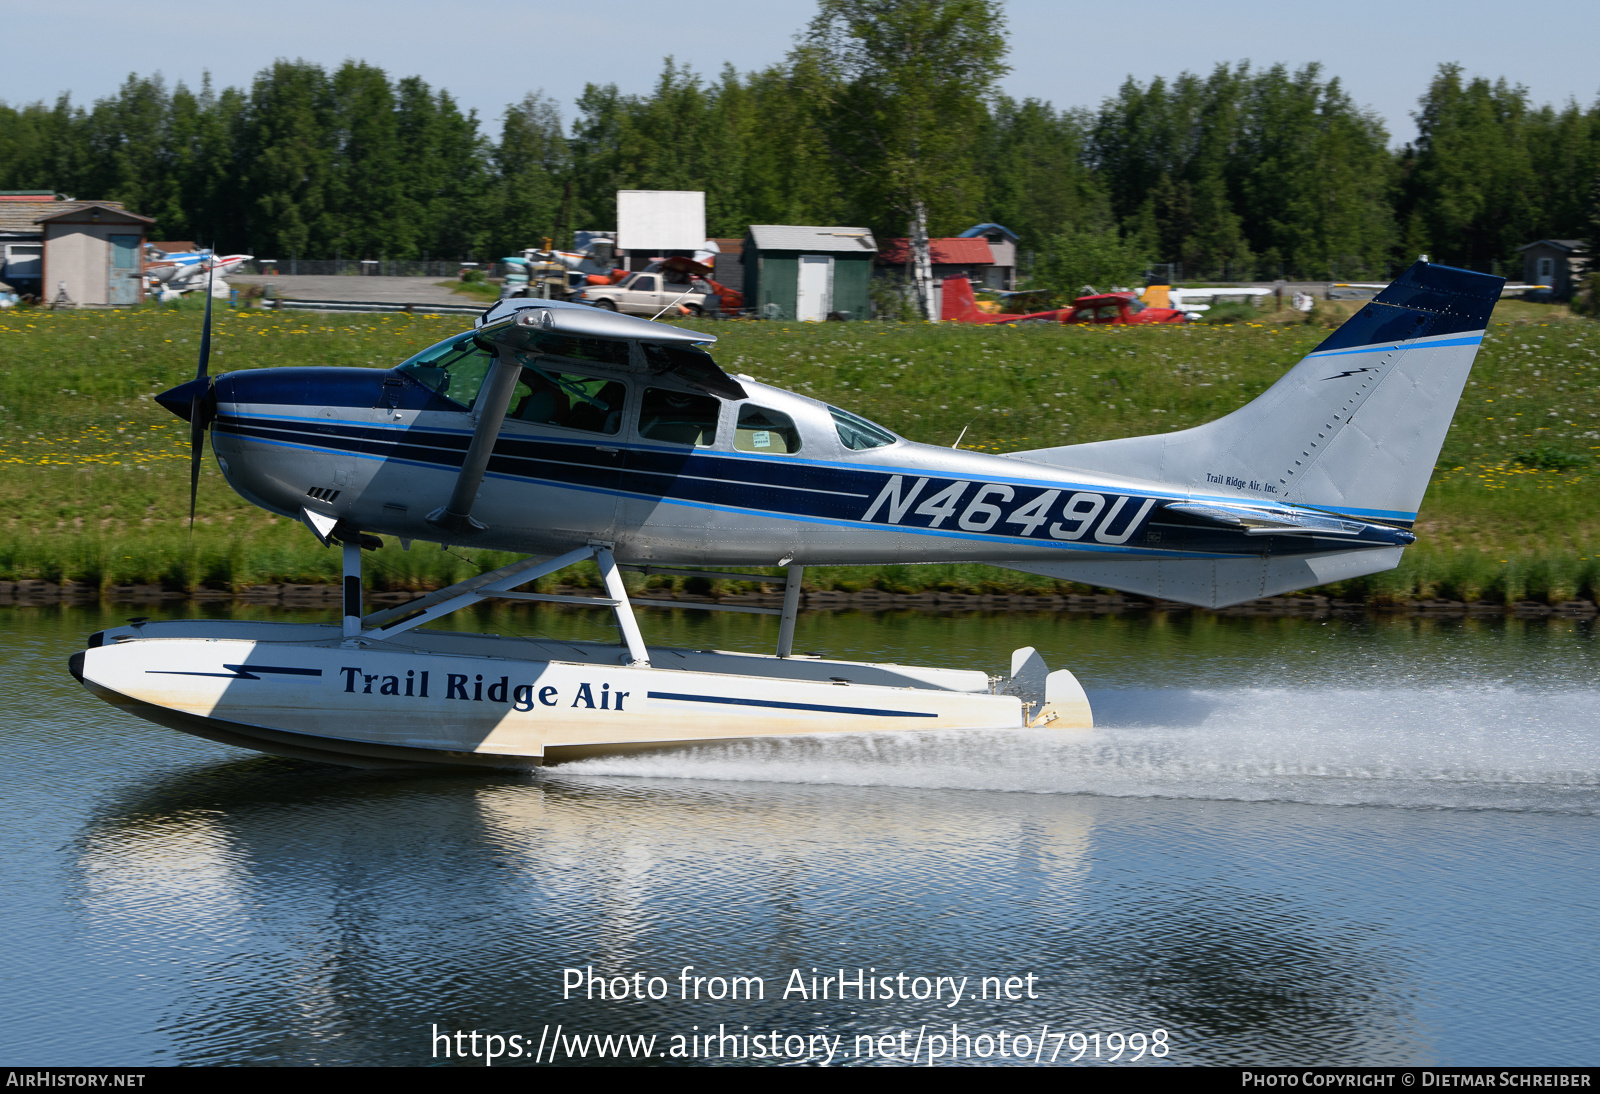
[510,365,627,435]
[734,405,800,454]
[397,332,494,408]
[639,388,719,446]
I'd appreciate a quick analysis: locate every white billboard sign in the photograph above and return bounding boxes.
[616,190,706,252]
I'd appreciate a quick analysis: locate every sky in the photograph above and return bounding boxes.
[4,0,1598,146]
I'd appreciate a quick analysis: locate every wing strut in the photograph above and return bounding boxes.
[425,347,523,536]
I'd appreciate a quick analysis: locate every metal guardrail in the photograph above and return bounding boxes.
[268,298,487,316]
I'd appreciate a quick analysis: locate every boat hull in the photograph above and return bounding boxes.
[71,621,1079,768]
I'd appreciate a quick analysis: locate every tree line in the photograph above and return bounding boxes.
[2,29,1595,283]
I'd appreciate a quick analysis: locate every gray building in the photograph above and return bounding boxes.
[0,196,152,304]
[742,226,877,321]
[1517,239,1588,300]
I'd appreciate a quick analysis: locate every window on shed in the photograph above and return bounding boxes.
[734,405,800,454]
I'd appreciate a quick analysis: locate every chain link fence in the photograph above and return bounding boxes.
[245,259,488,278]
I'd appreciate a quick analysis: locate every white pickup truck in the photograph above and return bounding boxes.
[571,271,715,318]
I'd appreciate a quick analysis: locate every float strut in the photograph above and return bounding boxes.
[342,541,363,639]
[595,547,650,667]
[776,564,804,658]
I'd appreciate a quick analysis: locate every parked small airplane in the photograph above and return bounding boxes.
[146,248,252,300]
[70,259,1501,769]
[1150,286,1273,314]
[941,280,1188,325]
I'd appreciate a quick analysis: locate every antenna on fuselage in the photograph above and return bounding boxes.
[951,409,984,449]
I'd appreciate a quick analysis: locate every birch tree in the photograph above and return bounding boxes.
[796,0,1007,319]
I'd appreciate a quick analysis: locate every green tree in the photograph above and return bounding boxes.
[400,81,490,260]
[327,62,404,258]
[795,0,1008,318]
[493,91,569,256]
[240,60,336,260]
[1036,224,1148,302]
[711,61,846,232]
[1397,65,1543,271]
[1233,64,1393,279]
[0,94,89,196]
[982,96,1107,259]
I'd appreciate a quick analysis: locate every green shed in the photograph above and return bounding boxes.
[742,225,877,321]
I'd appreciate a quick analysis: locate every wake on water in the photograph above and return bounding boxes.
[557,686,1600,814]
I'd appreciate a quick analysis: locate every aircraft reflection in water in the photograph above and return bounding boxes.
[71,260,1502,768]
[71,764,1421,1065]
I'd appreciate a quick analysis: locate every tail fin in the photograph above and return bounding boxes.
[1009,260,1502,526]
[940,276,983,322]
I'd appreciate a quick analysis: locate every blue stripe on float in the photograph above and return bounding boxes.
[647,691,938,718]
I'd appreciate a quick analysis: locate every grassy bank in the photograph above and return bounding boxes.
[0,297,1595,605]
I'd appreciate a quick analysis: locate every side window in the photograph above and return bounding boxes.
[734,405,800,454]
[633,275,659,293]
[639,387,719,446]
[510,366,627,435]
[1069,308,1094,323]
[1096,305,1121,322]
[397,332,494,409]
[829,405,897,451]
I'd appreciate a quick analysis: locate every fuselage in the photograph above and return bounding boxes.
[208,344,1411,569]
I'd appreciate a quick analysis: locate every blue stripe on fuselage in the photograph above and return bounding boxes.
[216,412,1403,556]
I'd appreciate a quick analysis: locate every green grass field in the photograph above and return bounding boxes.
[0,296,1595,604]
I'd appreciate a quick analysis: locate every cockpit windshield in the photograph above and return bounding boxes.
[397,332,494,408]
[829,406,898,451]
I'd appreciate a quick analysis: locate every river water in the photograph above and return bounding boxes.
[3,604,1596,1066]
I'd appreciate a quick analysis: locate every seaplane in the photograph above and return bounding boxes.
[69,259,1502,769]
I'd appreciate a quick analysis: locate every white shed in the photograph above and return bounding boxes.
[39,202,155,306]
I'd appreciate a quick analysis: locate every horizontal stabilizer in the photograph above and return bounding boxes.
[1004,547,1404,610]
[1164,501,1366,536]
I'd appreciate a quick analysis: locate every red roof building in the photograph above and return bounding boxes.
[877,236,1013,290]
[877,237,993,266]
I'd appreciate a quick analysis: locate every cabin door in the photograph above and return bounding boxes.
[795,255,832,321]
[109,235,141,305]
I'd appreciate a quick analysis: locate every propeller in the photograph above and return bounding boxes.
[153,253,219,530]
[189,258,216,529]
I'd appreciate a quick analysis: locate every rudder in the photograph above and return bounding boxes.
[1008,261,1503,526]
